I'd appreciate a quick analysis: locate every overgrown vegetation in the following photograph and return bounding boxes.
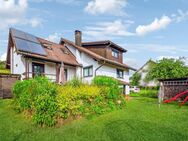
[13,76,126,126]
[130,73,141,86]
[0,61,5,69]
[146,58,188,81]
[0,60,10,74]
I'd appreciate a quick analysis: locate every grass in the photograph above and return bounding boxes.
[1,97,188,141]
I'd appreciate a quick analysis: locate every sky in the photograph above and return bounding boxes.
[0,0,188,69]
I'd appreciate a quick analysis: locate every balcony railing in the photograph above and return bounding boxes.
[23,72,57,82]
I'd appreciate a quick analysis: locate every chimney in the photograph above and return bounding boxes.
[75,30,82,46]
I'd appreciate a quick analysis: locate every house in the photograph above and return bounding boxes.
[6,28,136,94]
[135,59,157,87]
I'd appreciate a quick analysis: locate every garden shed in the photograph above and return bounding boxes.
[158,77,188,101]
[0,74,20,99]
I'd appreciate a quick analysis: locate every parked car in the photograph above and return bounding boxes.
[130,86,140,93]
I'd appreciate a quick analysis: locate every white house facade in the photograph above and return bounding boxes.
[136,60,157,87]
[6,28,136,95]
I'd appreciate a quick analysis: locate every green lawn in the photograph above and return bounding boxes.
[1,97,188,141]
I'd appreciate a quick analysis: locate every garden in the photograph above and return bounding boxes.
[12,76,125,126]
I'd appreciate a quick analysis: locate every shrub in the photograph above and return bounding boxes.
[57,84,125,119]
[92,76,119,87]
[13,77,58,126]
[92,76,121,100]
[66,76,82,87]
[13,76,126,127]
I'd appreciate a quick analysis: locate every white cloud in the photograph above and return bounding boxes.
[84,20,134,40]
[124,58,139,69]
[136,15,172,36]
[0,53,7,61]
[23,18,43,27]
[0,0,43,30]
[124,43,188,54]
[157,56,188,65]
[0,0,27,30]
[46,33,60,42]
[85,0,128,16]
[172,9,188,23]
[29,0,80,5]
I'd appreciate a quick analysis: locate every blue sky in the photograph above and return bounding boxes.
[0,0,188,69]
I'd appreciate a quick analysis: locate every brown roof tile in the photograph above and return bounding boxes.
[10,28,81,66]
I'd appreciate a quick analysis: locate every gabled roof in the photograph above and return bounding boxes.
[8,28,81,66]
[82,40,127,52]
[136,59,156,73]
[61,38,136,71]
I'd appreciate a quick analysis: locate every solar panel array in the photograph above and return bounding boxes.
[11,28,47,56]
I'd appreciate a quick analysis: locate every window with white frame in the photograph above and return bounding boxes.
[112,49,119,58]
[117,69,124,78]
[83,66,93,77]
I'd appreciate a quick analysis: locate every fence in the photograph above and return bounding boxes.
[158,78,188,100]
[0,74,20,99]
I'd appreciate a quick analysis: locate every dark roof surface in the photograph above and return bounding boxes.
[9,28,80,66]
[82,40,127,52]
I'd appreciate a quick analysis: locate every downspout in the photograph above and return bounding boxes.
[94,41,111,76]
[95,60,106,76]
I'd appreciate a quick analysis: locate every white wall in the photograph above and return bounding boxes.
[137,64,157,87]
[96,65,129,83]
[65,43,130,94]
[64,65,76,81]
[12,46,25,79]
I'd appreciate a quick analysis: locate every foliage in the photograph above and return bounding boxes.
[57,76,125,119]
[13,76,125,126]
[0,69,10,74]
[66,76,82,87]
[92,75,119,87]
[146,58,188,81]
[0,61,10,74]
[130,73,141,86]
[0,61,5,69]
[130,89,158,98]
[13,77,58,126]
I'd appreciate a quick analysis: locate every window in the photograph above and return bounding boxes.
[32,63,44,77]
[117,69,124,78]
[112,49,119,58]
[83,66,93,77]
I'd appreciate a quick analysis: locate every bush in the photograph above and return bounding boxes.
[13,76,126,126]
[66,76,82,87]
[92,76,121,100]
[13,77,58,126]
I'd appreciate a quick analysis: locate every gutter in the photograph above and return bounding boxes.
[95,61,106,76]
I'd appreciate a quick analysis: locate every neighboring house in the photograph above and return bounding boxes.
[6,28,136,94]
[136,59,157,87]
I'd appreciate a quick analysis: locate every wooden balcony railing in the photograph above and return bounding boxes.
[23,72,57,82]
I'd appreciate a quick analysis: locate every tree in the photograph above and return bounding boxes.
[130,73,141,86]
[0,61,5,69]
[146,58,188,81]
